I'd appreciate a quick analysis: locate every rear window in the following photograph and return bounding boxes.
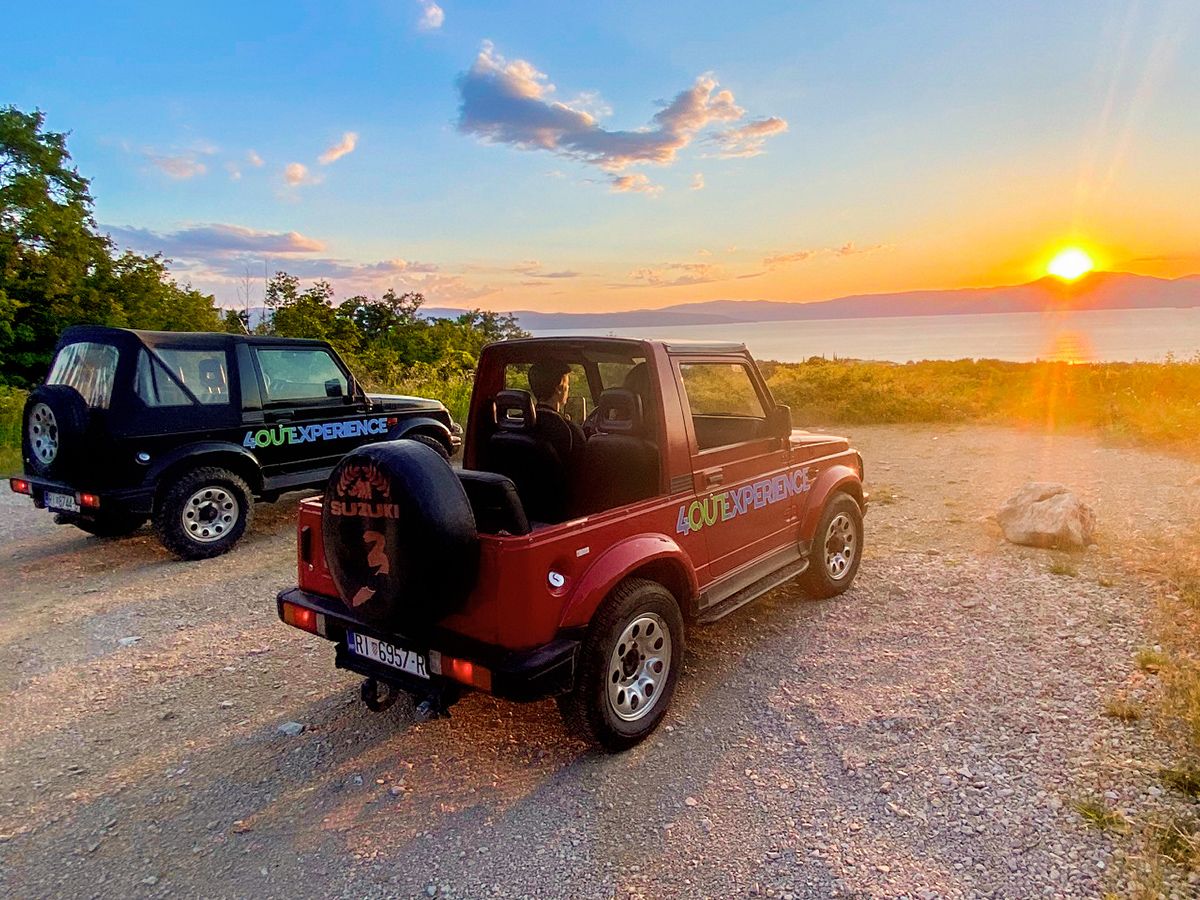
[47,342,119,409]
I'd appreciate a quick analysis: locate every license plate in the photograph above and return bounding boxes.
[346,631,429,680]
[45,491,80,513]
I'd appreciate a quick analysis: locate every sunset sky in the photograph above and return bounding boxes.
[5,0,1199,313]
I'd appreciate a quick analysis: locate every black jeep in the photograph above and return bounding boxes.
[8,326,461,559]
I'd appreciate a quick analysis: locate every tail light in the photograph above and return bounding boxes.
[280,601,327,637]
[10,478,32,496]
[79,493,101,509]
[429,651,492,691]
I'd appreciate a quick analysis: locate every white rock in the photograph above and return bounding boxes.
[277,721,306,736]
[994,482,1097,549]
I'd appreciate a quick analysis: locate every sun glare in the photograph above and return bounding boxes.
[1047,248,1095,281]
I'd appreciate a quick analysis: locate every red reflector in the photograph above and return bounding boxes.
[79,493,101,509]
[281,602,318,634]
[10,478,32,496]
[444,656,492,692]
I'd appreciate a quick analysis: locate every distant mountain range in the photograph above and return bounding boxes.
[424,271,1200,331]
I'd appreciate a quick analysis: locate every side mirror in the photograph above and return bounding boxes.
[769,404,792,439]
[325,378,345,399]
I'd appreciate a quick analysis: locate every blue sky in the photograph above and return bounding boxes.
[5,0,1198,312]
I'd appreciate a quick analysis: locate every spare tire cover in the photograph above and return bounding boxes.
[322,441,479,631]
[22,385,89,479]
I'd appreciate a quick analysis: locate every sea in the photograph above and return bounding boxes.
[535,307,1200,364]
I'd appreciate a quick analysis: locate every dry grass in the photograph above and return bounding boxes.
[1104,697,1143,723]
[1075,798,1127,832]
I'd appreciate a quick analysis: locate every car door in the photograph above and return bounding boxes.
[248,344,375,478]
[675,356,798,580]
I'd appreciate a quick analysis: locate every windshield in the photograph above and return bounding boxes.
[47,341,119,409]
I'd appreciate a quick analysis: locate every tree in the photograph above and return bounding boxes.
[0,106,223,385]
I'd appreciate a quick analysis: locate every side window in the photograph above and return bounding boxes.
[47,342,120,409]
[135,350,192,407]
[679,362,768,451]
[256,348,348,404]
[152,348,230,405]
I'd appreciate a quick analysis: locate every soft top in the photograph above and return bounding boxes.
[481,335,747,356]
[57,324,330,351]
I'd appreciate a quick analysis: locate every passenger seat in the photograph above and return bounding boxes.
[572,389,660,515]
[483,389,571,523]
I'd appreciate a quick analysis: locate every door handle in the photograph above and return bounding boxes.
[705,470,724,487]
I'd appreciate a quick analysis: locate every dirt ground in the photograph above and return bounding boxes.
[2,424,1199,899]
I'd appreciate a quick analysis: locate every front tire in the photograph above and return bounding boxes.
[405,433,451,461]
[800,492,864,599]
[558,578,684,752]
[154,467,252,560]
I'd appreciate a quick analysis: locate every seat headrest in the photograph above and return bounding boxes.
[492,389,536,432]
[595,388,645,435]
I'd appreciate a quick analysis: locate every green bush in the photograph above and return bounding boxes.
[0,387,25,475]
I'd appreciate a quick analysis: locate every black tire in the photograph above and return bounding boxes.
[557,578,684,753]
[154,467,252,560]
[322,441,478,631]
[800,492,864,599]
[22,385,89,478]
[66,512,148,538]
[405,433,451,461]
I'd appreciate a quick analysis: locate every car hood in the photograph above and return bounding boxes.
[367,393,446,413]
[789,429,850,459]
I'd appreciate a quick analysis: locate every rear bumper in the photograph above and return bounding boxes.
[276,587,578,702]
[9,474,155,516]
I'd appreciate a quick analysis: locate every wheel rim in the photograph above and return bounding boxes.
[607,612,672,722]
[28,403,59,465]
[181,486,239,543]
[823,512,857,581]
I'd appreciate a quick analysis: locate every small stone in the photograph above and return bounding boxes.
[219,700,234,709]
[142,875,159,886]
[118,636,142,647]
[352,774,364,786]
[425,885,437,897]
[684,796,698,807]
[278,721,306,736]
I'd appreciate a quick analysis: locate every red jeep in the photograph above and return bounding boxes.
[277,338,866,751]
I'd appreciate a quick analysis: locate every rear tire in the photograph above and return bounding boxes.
[154,467,252,560]
[558,578,684,752]
[800,492,863,599]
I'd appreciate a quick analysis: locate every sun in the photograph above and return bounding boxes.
[1047,247,1095,281]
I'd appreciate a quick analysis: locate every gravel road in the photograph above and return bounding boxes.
[2,425,1199,899]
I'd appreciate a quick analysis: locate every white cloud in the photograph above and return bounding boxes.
[318,131,359,165]
[456,42,782,177]
[627,261,721,287]
[610,173,662,195]
[283,162,323,186]
[417,0,444,31]
[106,223,326,257]
[147,153,208,180]
[246,149,264,167]
[711,116,788,158]
[763,242,886,269]
[690,172,705,190]
[225,162,242,181]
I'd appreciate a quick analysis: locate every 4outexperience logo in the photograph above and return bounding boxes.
[676,466,813,535]
[242,417,391,450]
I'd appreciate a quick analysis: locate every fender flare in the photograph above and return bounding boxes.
[800,464,864,539]
[145,442,264,493]
[558,533,700,630]
[388,416,453,450]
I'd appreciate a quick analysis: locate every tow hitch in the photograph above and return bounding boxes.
[359,676,460,719]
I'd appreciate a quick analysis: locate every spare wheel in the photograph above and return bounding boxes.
[322,441,479,631]
[22,385,89,478]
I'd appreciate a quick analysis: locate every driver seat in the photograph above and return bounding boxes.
[572,389,660,515]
